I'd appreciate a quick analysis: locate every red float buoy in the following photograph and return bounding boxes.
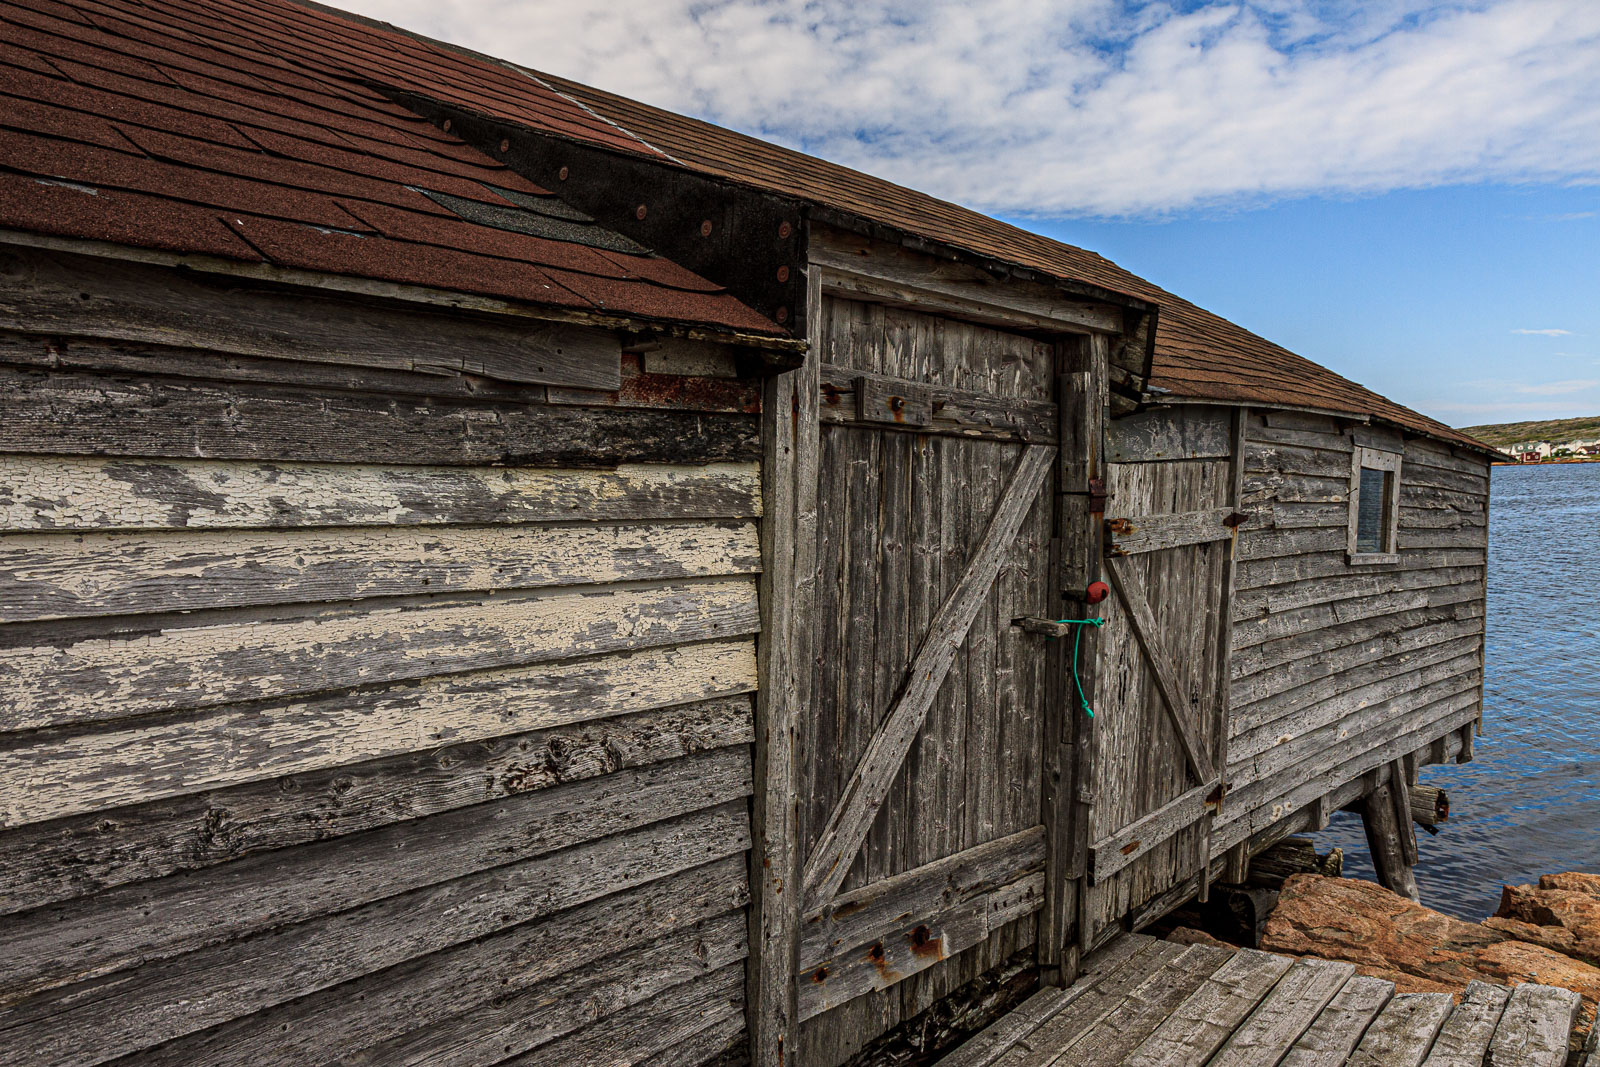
[1086,580,1110,605]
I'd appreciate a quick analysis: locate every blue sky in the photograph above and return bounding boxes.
[344,0,1600,427]
[1035,184,1600,426]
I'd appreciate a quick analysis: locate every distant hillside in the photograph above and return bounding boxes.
[1457,416,1600,449]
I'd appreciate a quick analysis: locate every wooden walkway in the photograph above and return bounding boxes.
[940,934,1591,1067]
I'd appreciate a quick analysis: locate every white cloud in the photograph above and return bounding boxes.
[1512,379,1600,395]
[339,0,1600,217]
[1512,328,1574,336]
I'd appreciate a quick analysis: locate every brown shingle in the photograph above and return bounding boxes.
[0,0,785,339]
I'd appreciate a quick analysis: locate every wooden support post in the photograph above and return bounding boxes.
[1359,775,1420,902]
[747,262,821,1064]
[1048,333,1107,974]
[1457,721,1476,764]
[1388,761,1420,867]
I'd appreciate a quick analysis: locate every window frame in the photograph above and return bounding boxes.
[1347,445,1402,564]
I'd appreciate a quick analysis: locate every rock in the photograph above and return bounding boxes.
[1487,874,1600,968]
[1260,874,1600,1029]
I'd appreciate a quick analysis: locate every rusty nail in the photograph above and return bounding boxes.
[558,165,569,181]
[775,307,789,323]
[635,204,648,221]
[441,118,452,132]
[498,138,509,153]
[701,220,713,237]
[776,265,790,282]
[778,220,792,239]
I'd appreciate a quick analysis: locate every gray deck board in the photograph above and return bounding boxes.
[939,936,1589,1067]
[1279,974,1396,1067]
[1485,982,1582,1067]
[1212,956,1358,1067]
[1122,948,1292,1067]
[1420,981,1511,1067]
[1344,991,1455,1067]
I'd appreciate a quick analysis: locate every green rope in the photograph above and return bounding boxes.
[1055,617,1106,718]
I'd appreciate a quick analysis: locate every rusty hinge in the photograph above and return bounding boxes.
[1088,476,1110,514]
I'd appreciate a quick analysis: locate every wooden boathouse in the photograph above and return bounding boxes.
[0,1,1537,1065]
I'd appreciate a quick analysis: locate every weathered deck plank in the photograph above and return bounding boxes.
[1277,974,1395,1067]
[1042,944,1232,1066]
[940,936,1588,1067]
[1122,948,1292,1066]
[1211,957,1357,1067]
[1419,980,1511,1067]
[1346,991,1455,1067]
[1485,982,1582,1067]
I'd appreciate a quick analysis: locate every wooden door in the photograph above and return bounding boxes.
[1079,405,1245,945]
[795,297,1063,1064]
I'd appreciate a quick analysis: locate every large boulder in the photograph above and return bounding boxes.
[1485,873,1600,968]
[1261,875,1600,1014]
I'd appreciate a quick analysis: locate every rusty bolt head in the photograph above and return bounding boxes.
[778,221,792,239]
[498,138,510,153]
[700,220,713,237]
[441,118,452,132]
[775,306,789,323]
[635,204,648,221]
[776,265,791,282]
[557,165,569,181]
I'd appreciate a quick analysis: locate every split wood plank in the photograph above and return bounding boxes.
[130,857,747,1067]
[0,243,625,390]
[1346,991,1455,1067]
[1088,777,1219,884]
[800,825,1045,968]
[1,578,759,734]
[1419,980,1511,1067]
[800,443,1056,909]
[334,914,747,1067]
[0,455,762,533]
[1279,973,1395,1067]
[0,805,750,1066]
[1485,982,1582,1067]
[0,747,751,1004]
[1105,552,1217,785]
[1105,507,1235,556]
[1043,944,1234,1066]
[1210,957,1357,1067]
[0,366,759,467]
[0,638,756,829]
[1123,948,1294,1066]
[0,696,753,916]
[0,521,760,624]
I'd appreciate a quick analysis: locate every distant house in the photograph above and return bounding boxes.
[1521,451,1543,463]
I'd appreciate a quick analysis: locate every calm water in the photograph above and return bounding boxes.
[1312,461,1600,920]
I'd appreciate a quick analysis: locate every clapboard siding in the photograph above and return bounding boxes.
[0,251,762,1066]
[1223,409,1490,849]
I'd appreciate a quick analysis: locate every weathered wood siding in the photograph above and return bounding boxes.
[1218,409,1489,853]
[0,247,761,1065]
[798,296,1057,1067]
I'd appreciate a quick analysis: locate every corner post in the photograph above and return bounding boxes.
[749,260,820,1063]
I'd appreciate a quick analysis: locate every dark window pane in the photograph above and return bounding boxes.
[1356,466,1390,552]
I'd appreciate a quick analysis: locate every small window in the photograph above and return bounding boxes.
[1348,446,1401,563]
